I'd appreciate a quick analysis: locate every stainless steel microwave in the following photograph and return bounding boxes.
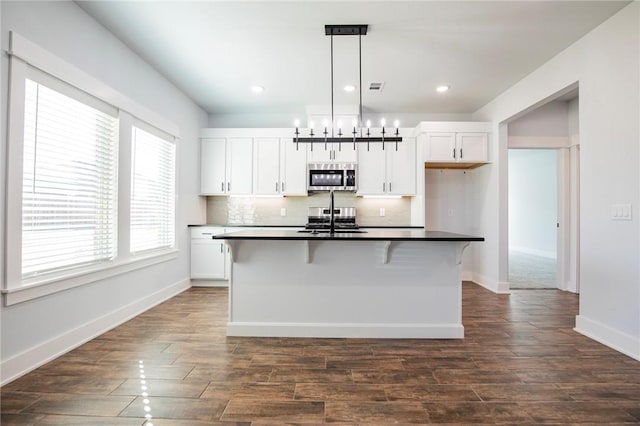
[307,163,357,191]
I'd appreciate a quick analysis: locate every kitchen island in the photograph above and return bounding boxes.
[214,229,483,339]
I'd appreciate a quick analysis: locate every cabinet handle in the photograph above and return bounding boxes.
[220,243,223,253]
[221,182,224,192]
[460,148,463,159]
[202,232,212,235]
[227,182,230,191]
[282,182,285,192]
[453,148,456,159]
[389,182,392,192]
[382,182,386,192]
[276,182,279,192]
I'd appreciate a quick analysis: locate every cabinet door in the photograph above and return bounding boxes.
[307,143,333,162]
[356,143,386,195]
[333,143,358,162]
[200,138,227,194]
[281,138,307,195]
[388,137,416,195]
[425,133,456,162]
[227,138,253,195]
[254,138,280,195]
[456,133,488,162]
[190,239,226,279]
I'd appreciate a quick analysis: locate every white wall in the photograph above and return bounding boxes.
[508,149,558,258]
[209,112,473,128]
[0,1,208,383]
[472,2,639,359]
[508,101,569,138]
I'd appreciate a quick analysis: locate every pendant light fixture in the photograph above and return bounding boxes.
[294,24,402,151]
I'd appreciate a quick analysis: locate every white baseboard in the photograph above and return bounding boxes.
[190,279,228,288]
[462,270,473,281]
[510,246,557,260]
[575,315,640,361]
[227,322,464,339]
[470,272,511,294]
[0,278,191,386]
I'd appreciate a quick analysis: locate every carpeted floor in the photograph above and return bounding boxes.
[509,250,557,289]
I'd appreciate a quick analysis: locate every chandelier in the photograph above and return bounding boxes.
[294,24,402,151]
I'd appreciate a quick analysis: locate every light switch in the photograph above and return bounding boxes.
[611,204,632,220]
[379,208,385,217]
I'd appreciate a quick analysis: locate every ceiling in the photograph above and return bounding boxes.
[77,1,629,118]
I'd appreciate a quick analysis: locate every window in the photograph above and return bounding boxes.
[21,78,118,277]
[130,126,176,254]
[5,32,181,304]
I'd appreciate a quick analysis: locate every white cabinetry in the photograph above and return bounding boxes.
[190,227,227,281]
[357,137,416,196]
[200,137,253,195]
[254,138,307,195]
[307,142,358,163]
[424,132,488,167]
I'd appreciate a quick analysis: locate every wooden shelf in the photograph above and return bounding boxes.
[424,162,488,170]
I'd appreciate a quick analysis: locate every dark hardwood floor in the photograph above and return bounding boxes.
[2,282,640,424]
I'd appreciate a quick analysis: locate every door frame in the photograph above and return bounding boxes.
[507,137,580,293]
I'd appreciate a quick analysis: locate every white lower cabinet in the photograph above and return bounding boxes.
[190,227,228,282]
[357,137,416,196]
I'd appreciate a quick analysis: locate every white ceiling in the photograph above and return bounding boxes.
[77,1,629,117]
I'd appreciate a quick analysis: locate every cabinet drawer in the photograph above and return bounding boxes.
[190,227,225,239]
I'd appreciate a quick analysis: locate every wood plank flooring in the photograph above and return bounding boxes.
[2,282,640,424]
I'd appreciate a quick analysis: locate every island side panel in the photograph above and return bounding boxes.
[226,239,465,338]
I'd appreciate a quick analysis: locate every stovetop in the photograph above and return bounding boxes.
[305,207,359,230]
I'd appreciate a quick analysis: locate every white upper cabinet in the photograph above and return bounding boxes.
[456,133,488,162]
[424,131,488,165]
[227,138,253,195]
[200,137,253,195]
[254,138,281,195]
[281,138,307,195]
[388,137,416,195]
[425,133,457,162]
[307,141,358,163]
[356,143,386,195]
[200,138,227,195]
[357,137,416,196]
[253,138,308,196]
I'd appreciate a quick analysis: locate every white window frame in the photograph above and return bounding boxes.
[129,120,177,255]
[3,32,181,305]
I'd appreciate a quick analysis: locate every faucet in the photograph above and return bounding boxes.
[329,189,335,235]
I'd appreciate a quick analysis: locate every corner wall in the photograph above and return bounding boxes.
[472,2,640,359]
[0,1,208,383]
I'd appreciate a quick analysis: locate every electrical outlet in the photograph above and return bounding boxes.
[280,207,286,217]
[379,208,385,217]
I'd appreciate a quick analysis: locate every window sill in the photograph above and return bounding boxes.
[2,250,179,306]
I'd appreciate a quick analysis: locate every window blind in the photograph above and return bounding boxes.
[21,78,118,277]
[130,126,176,254]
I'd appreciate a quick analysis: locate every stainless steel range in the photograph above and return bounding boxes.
[305,207,359,230]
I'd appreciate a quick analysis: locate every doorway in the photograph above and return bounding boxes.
[505,90,580,293]
[508,149,558,289]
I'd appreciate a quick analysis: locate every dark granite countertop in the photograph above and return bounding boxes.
[189,224,423,229]
[213,229,483,242]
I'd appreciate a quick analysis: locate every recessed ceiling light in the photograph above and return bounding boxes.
[344,84,356,92]
[436,85,450,93]
[251,85,264,94]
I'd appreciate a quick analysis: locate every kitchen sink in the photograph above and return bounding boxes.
[297,229,368,234]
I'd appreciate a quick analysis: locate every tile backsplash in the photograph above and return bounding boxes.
[206,193,411,226]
